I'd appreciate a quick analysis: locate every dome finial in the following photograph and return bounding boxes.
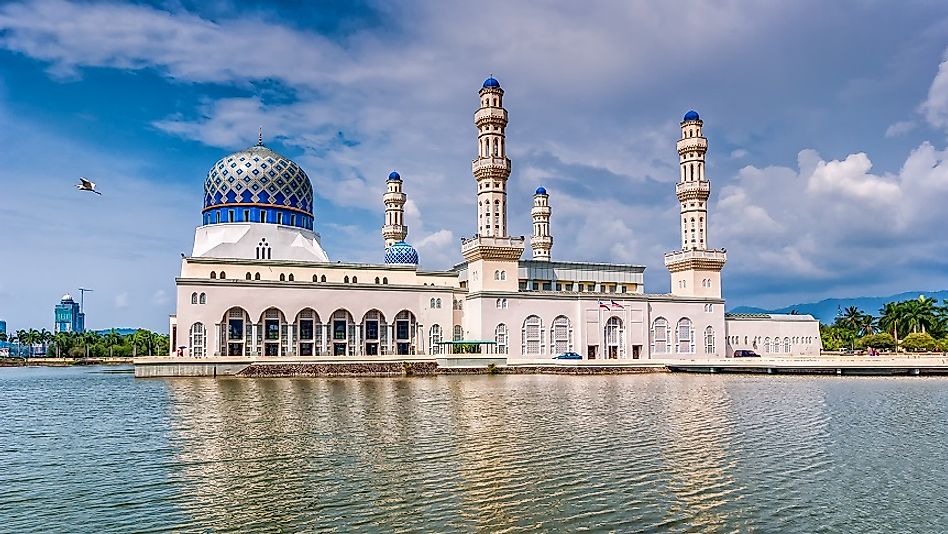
[257,126,263,146]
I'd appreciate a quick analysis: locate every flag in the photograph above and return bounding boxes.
[598,301,610,310]
[611,300,624,309]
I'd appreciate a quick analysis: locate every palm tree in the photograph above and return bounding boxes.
[80,331,100,358]
[39,329,53,356]
[858,314,878,336]
[879,301,903,348]
[104,329,122,358]
[14,329,27,358]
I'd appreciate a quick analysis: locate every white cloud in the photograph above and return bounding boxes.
[920,52,948,130]
[885,120,915,138]
[730,148,749,159]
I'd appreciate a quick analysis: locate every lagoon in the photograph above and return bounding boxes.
[0,366,946,532]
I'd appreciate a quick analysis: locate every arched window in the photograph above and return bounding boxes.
[522,315,543,356]
[676,318,694,354]
[430,298,436,308]
[382,277,388,284]
[280,274,286,282]
[352,276,358,283]
[764,337,771,353]
[255,272,261,280]
[321,275,327,282]
[191,292,198,304]
[375,277,380,284]
[494,270,500,280]
[500,271,506,281]
[429,325,443,355]
[495,324,508,354]
[189,323,206,357]
[344,276,350,284]
[550,315,572,354]
[453,325,463,341]
[436,298,442,309]
[502,298,508,309]
[219,271,226,279]
[784,337,791,353]
[210,272,217,279]
[288,273,294,282]
[313,274,319,282]
[704,326,715,354]
[496,298,503,309]
[605,316,624,358]
[246,272,252,280]
[651,317,670,354]
[199,293,206,305]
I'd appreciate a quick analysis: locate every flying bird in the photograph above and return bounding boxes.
[76,177,102,195]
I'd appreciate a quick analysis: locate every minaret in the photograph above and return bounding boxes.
[461,76,524,299]
[531,186,552,261]
[381,170,407,247]
[665,110,726,297]
[473,75,510,238]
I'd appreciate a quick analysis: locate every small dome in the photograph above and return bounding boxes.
[482,76,501,89]
[683,110,700,122]
[62,293,73,302]
[388,170,401,181]
[535,186,547,195]
[385,241,418,265]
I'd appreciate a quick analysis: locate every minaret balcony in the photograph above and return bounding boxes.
[472,157,511,176]
[475,107,508,124]
[461,235,525,262]
[676,180,711,200]
[676,138,707,153]
[382,224,408,239]
[664,248,727,271]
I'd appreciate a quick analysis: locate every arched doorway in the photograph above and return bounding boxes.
[360,309,387,356]
[605,316,624,359]
[393,310,416,355]
[259,307,287,356]
[296,309,322,356]
[330,309,355,356]
[221,307,251,356]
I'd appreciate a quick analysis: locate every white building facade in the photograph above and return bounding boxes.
[169,77,820,360]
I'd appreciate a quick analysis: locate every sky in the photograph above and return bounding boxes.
[2,0,948,332]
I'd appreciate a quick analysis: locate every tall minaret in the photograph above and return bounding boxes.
[381,170,407,247]
[531,186,552,261]
[461,76,524,297]
[665,110,726,297]
[473,75,510,238]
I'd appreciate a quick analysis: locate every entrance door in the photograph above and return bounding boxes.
[587,345,597,359]
[632,345,641,359]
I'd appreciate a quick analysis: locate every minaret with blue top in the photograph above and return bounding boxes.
[531,186,552,260]
[665,110,726,298]
[381,170,418,265]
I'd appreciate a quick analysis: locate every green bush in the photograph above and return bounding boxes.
[856,333,896,350]
[68,346,86,358]
[900,332,937,352]
[936,338,948,352]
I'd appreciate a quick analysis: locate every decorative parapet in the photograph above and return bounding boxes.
[474,107,508,124]
[472,156,511,177]
[676,137,707,153]
[664,248,727,272]
[461,235,525,261]
[675,180,711,200]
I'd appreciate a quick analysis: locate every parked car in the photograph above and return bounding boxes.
[553,352,583,360]
[733,350,760,358]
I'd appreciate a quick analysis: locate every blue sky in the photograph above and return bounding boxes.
[2,0,948,332]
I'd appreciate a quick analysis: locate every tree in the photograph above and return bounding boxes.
[901,332,937,352]
[839,306,865,332]
[856,333,895,350]
[104,329,122,358]
[879,301,903,348]
[0,332,6,343]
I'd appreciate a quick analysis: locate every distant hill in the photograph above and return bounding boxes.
[730,290,948,324]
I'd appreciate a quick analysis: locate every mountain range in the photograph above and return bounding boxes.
[729,290,948,324]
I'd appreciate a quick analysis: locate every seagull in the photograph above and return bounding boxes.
[76,177,102,195]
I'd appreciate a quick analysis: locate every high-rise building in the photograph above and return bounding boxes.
[54,294,85,333]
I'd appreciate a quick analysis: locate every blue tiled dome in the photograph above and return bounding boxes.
[482,76,501,89]
[535,186,547,195]
[683,110,700,122]
[202,143,315,230]
[385,241,418,265]
[388,170,401,181]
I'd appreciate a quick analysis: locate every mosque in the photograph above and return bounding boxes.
[168,77,820,361]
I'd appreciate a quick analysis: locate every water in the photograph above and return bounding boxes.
[0,367,946,533]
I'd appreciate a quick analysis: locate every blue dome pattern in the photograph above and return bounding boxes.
[385,241,418,264]
[482,76,501,88]
[683,110,700,122]
[535,186,547,195]
[203,144,314,217]
[388,170,401,181]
